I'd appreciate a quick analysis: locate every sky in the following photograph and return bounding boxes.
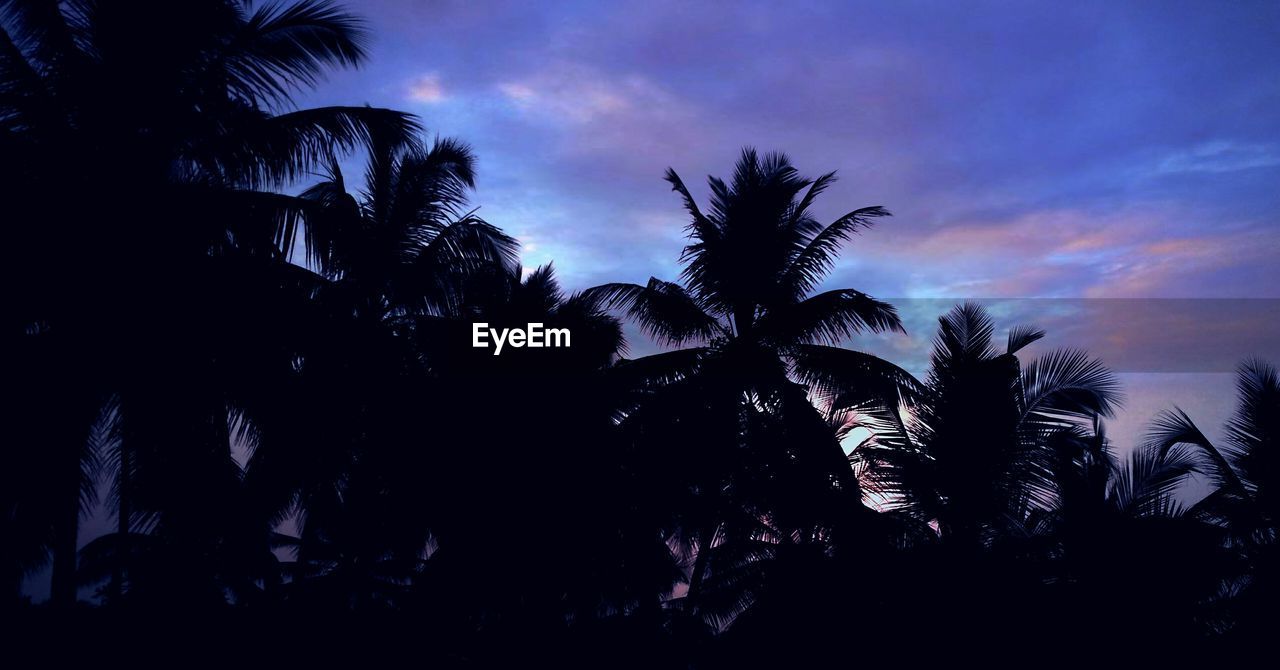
[296,0,1280,448]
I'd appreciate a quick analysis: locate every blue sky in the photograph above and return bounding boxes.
[292,0,1280,448]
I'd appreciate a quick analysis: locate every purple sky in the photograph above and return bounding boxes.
[295,0,1280,448]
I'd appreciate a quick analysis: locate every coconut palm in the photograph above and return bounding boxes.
[0,0,418,605]
[233,135,669,618]
[234,133,516,495]
[1017,421,1234,638]
[850,303,1122,547]
[1146,359,1280,636]
[584,148,913,615]
[208,133,516,609]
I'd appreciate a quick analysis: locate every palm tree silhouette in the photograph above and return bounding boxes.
[851,303,1122,548]
[216,133,517,610]
[1008,418,1233,639]
[693,303,1123,643]
[584,148,911,617]
[1,0,418,606]
[1146,359,1280,637]
[287,136,518,311]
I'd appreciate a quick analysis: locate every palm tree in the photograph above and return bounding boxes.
[584,148,912,615]
[1146,359,1280,636]
[788,304,1127,647]
[846,304,1125,553]
[849,303,1121,548]
[0,0,418,606]
[232,134,670,620]
[210,133,517,610]
[1016,421,1234,638]
[287,136,518,312]
[406,264,683,627]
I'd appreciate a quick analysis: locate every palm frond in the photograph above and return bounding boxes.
[203,105,421,188]
[932,302,998,366]
[398,214,519,313]
[582,279,721,346]
[664,166,720,246]
[756,288,904,345]
[1224,358,1279,475]
[1007,325,1045,355]
[1145,408,1243,494]
[0,17,50,131]
[0,0,80,70]
[779,206,890,298]
[391,137,478,234]
[1109,442,1198,517]
[609,348,711,388]
[787,171,837,230]
[789,344,922,412]
[1020,348,1122,423]
[228,0,368,104]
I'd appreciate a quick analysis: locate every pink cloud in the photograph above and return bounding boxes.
[407,73,447,104]
[850,204,1277,300]
[1086,229,1280,298]
[497,63,661,123]
[492,61,699,161]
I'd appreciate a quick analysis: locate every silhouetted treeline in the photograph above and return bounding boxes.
[2,2,1277,666]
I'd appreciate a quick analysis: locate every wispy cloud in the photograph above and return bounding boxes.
[1156,141,1280,174]
[495,61,690,130]
[406,72,447,104]
[1086,229,1280,298]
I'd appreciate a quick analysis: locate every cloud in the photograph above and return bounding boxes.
[406,73,447,104]
[1156,141,1280,174]
[496,61,691,129]
[1086,229,1280,298]
[850,208,1162,298]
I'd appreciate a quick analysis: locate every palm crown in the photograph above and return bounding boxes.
[589,147,902,349]
[853,303,1123,545]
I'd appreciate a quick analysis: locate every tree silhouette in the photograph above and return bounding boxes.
[852,303,1121,548]
[585,148,912,620]
[1,0,417,605]
[218,134,518,610]
[704,303,1125,652]
[1147,359,1280,638]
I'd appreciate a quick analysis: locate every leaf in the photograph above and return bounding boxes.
[756,288,904,345]
[582,279,722,346]
[1145,407,1243,495]
[1020,348,1122,423]
[199,105,421,189]
[1006,325,1045,355]
[227,0,369,104]
[779,206,890,298]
